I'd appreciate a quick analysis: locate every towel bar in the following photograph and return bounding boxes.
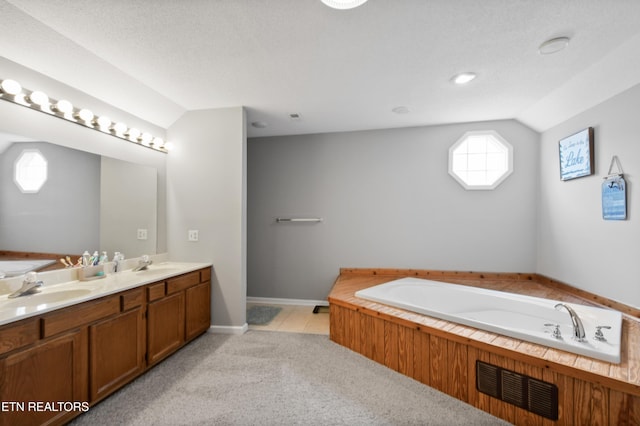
[275,217,323,223]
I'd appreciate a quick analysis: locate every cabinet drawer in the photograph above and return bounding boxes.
[147,282,166,302]
[42,296,120,338]
[167,271,200,294]
[0,317,40,356]
[200,267,211,283]
[121,288,144,311]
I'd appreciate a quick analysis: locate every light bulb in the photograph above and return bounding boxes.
[111,122,127,135]
[95,116,111,130]
[127,127,141,141]
[76,108,94,122]
[0,79,22,95]
[152,137,164,147]
[140,132,152,145]
[28,90,49,107]
[163,141,174,151]
[53,99,73,114]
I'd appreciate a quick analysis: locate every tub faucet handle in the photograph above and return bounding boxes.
[594,325,611,342]
[544,323,562,339]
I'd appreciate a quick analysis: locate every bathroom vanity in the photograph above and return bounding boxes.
[0,262,211,426]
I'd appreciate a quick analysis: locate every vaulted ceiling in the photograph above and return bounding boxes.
[2,0,640,138]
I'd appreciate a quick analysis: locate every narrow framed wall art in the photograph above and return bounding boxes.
[602,156,627,220]
[559,127,594,181]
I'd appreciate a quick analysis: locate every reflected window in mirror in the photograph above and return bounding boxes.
[14,149,48,193]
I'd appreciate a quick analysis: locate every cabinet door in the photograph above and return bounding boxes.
[89,307,145,402]
[185,281,211,341]
[147,292,185,366]
[0,329,88,426]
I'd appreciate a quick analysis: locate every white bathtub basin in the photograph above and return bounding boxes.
[0,260,56,277]
[355,277,622,363]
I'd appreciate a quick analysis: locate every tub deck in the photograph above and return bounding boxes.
[328,268,640,425]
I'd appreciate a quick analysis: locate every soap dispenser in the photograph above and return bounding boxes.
[113,252,124,272]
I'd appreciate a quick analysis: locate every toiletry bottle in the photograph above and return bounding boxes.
[99,251,108,264]
[91,251,99,266]
[82,251,91,267]
[113,252,124,272]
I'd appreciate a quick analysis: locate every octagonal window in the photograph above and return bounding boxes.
[449,130,513,190]
[14,149,48,193]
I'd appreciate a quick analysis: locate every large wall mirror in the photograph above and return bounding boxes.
[0,135,158,261]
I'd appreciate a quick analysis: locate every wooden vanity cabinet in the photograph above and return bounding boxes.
[89,287,146,402]
[0,328,87,426]
[185,280,211,341]
[147,288,185,366]
[0,294,121,426]
[0,266,211,426]
[147,269,211,365]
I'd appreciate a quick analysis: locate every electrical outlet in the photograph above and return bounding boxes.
[137,229,148,240]
[188,230,199,242]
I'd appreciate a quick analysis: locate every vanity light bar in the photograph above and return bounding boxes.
[0,78,170,153]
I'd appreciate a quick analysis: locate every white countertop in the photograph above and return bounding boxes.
[0,259,211,327]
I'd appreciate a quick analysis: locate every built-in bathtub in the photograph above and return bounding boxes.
[0,259,56,277]
[355,277,622,363]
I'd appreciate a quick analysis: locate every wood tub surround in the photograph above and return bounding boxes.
[329,268,640,425]
[0,267,211,426]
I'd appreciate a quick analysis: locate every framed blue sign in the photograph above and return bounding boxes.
[602,176,626,220]
[559,127,594,181]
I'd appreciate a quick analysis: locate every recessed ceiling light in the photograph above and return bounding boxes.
[251,121,268,128]
[538,36,570,55]
[392,106,410,114]
[321,0,368,10]
[451,72,477,85]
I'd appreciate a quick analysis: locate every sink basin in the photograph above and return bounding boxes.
[1,288,93,310]
[135,267,181,277]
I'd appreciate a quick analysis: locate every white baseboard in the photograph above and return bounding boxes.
[246,297,329,307]
[208,323,248,335]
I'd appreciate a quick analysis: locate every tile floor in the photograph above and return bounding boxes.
[247,303,329,335]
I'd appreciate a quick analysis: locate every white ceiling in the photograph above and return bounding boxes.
[1,0,640,139]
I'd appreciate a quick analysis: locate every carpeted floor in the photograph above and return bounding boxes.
[70,331,509,425]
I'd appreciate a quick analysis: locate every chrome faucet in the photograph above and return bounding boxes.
[8,272,44,298]
[555,303,586,342]
[133,255,153,272]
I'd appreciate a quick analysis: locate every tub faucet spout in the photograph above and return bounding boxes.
[555,303,586,342]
